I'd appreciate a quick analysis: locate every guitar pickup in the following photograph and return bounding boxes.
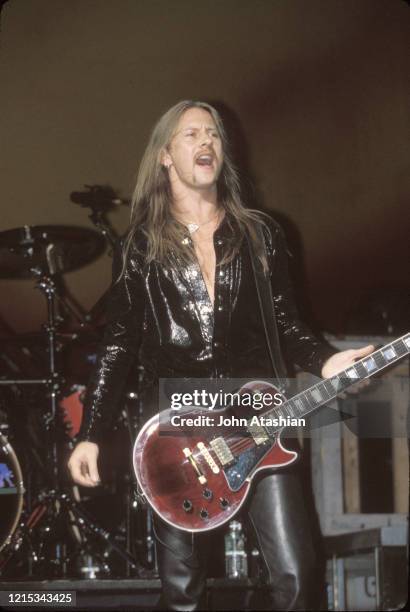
[210,437,234,467]
[247,423,269,445]
[197,442,220,474]
[183,447,207,484]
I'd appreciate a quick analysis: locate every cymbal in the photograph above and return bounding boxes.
[0,225,106,279]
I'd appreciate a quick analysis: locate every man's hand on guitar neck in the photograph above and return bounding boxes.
[321,344,375,395]
[67,441,101,487]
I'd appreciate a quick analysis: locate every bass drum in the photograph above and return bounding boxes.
[59,385,85,438]
[0,433,24,552]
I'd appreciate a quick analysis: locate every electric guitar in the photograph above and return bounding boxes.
[133,334,410,532]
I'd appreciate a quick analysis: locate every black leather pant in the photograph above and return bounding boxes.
[153,471,321,611]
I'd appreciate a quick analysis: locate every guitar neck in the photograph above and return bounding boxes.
[270,333,410,423]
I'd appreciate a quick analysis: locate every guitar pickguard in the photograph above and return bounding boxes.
[224,439,274,491]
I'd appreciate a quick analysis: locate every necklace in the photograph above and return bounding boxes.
[181,208,222,234]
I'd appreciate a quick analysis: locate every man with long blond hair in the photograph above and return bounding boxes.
[68,100,373,610]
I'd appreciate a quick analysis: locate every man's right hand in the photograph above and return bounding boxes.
[67,441,101,487]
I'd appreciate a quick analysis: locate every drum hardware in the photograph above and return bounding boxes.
[39,275,89,330]
[70,184,129,325]
[58,383,157,576]
[0,225,140,577]
[59,385,86,439]
[1,490,137,578]
[67,488,110,579]
[0,377,50,386]
[70,184,129,251]
[132,490,157,575]
[123,382,157,575]
[76,553,107,580]
[0,225,106,280]
[0,433,24,555]
[49,492,137,572]
[70,185,124,326]
[0,498,49,574]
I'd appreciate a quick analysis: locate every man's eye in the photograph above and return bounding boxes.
[184,132,195,137]
[212,132,220,138]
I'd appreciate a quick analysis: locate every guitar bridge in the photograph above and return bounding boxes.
[183,447,207,484]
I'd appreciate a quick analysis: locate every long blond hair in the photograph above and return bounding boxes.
[122,100,266,269]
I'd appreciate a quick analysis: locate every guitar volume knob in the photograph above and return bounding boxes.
[183,499,193,512]
[220,497,229,509]
[200,508,209,520]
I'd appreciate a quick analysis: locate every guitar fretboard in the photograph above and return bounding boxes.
[265,333,410,428]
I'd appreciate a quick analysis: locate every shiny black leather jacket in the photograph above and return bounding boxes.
[78,215,335,443]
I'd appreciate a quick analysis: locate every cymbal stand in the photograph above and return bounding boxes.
[38,273,60,487]
[0,272,139,577]
[122,370,157,576]
[71,191,156,574]
[81,202,118,324]
[88,207,118,250]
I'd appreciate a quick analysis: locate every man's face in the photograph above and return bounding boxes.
[162,107,224,192]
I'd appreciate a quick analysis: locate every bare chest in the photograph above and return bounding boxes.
[193,240,216,306]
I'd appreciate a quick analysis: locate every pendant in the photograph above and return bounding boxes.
[187,223,200,234]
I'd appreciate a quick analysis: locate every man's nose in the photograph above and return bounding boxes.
[199,130,212,146]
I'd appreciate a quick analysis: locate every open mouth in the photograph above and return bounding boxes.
[195,154,214,167]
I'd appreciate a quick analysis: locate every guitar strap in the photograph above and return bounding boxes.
[246,222,289,391]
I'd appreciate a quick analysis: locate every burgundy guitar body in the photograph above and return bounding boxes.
[133,333,410,532]
[133,383,297,532]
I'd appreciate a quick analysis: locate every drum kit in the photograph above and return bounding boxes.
[0,186,156,579]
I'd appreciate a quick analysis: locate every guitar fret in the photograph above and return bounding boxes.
[336,375,354,392]
[302,390,315,410]
[280,402,293,418]
[354,361,368,378]
[318,381,333,400]
[325,377,340,395]
[310,386,324,404]
[345,366,360,380]
[373,351,386,368]
[294,397,305,414]
[262,334,410,435]
[392,339,407,356]
[286,399,295,417]
[363,355,377,373]
[382,345,397,361]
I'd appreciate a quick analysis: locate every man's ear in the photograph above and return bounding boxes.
[161,148,172,169]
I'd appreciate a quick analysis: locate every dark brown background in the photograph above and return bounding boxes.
[1,0,409,334]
